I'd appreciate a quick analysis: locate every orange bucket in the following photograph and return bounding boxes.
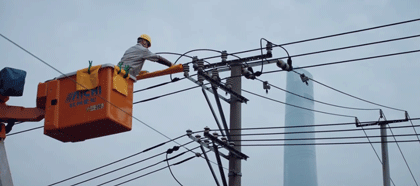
[37,64,136,142]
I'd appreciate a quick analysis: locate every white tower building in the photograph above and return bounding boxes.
[283,69,318,186]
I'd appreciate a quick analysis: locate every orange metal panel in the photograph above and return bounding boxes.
[36,82,47,110]
[42,65,134,142]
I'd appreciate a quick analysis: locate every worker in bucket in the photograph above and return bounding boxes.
[118,34,173,77]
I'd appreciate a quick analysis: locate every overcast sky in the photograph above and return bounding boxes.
[1,0,420,186]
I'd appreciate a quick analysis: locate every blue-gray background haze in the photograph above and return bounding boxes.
[1,1,420,185]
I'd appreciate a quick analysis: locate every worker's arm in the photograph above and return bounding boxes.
[156,56,173,67]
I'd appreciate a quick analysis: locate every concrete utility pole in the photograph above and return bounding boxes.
[228,61,242,186]
[0,140,13,186]
[380,124,390,186]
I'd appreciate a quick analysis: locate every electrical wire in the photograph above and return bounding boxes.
[228,124,420,137]
[6,126,44,136]
[69,142,194,186]
[134,48,420,105]
[207,118,420,132]
[232,133,420,142]
[201,18,420,60]
[382,114,419,186]
[99,147,201,186]
[238,139,420,146]
[47,134,189,186]
[263,49,420,75]
[292,70,407,112]
[166,153,183,186]
[255,78,379,111]
[242,88,355,118]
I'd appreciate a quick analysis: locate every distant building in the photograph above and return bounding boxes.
[283,69,318,186]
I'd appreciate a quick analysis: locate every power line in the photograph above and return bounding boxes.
[114,155,199,186]
[134,34,420,96]
[47,134,188,186]
[242,88,355,118]
[166,153,183,186]
[229,124,420,137]
[292,70,406,112]
[263,49,420,75]
[255,78,379,111]
[69,142,195,186]
[238,139,420,146]
[232,133,420,142]
[201,18,420,60]
[6,126,44,136]
[206,118,420,132]
[134,49,420,105]
[98,146,199,186]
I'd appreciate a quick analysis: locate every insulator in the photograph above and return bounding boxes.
[197,59,204,83]
[276,59,289,71]
[186,129,192,136]
[195,134,201,139]
[204,140,210,144]
[213,132,218,138]
[183,63,190,77]
[266,42,273,56]
[226,78,233,89]
[204,126,210,133]
[229,141,235,146]
[192,56,199,69]
[221,137,227,143]
[221,50,228,62]
[212,68,219,80]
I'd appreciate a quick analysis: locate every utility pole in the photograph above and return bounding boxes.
[0,140,14,186]
[380,123,390,186]
[229,61,242,186]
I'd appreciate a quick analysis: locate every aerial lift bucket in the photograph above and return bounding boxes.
[37,64,136,142]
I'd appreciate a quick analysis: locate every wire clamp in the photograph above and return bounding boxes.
[263,81,270,94]
[300,73,309,85]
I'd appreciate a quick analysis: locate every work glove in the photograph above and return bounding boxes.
[157,56,173,67]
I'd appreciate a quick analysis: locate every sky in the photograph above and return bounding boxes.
[1,0,420,185]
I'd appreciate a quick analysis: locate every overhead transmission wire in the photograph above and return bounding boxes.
[94,146,201,186]
[0,33,213,185]
[201,18,420,60]
[291,70,407,112]
[47,134,189,185]
[406,113,420,144]
[113,150,207,186]
[133,32,420,96]
[69,142,195,186]
[166,153,183,186]
[255,78,379,111]
[205,117,420,131]
[133,47,420,105]
[226,124,420,137]
[382,113,419,186]
[241,88,355,118]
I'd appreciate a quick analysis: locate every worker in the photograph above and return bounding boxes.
[118,34,173,77]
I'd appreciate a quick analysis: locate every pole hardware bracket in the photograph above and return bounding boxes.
[186,130,229,160]
[228,171,242,177]
[300,73,309,86]
[204,130,249,160]
[263,81,270,94]
[198,70,249,103]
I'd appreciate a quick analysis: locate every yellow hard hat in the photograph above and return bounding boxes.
[139,34,152,47]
